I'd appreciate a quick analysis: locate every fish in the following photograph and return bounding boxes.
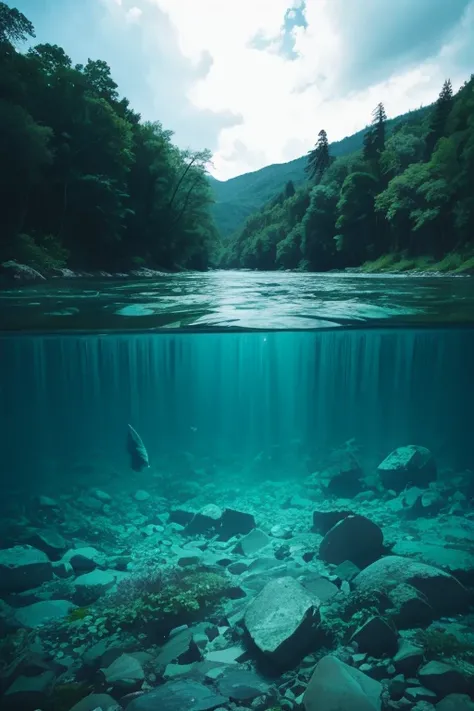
[127,424,150,472]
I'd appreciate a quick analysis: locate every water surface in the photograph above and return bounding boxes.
[0,270,473,331]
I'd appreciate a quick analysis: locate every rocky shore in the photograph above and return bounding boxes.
[0,443,473,711]
[0,261,174,285]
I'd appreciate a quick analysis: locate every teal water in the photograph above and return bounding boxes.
[1,274,474,711]
[1,327,473,493]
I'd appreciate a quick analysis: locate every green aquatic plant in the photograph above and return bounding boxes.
[100,567,232,633]
[67,607,91,623]
[415,628,474,663]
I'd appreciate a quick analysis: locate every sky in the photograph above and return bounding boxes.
[13,0,474,181]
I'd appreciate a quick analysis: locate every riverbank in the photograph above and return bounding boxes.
[359,252,474,275]
[0,260,181,285]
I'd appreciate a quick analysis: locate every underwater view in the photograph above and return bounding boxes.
[2,0,474,709]
[1,273,474,711]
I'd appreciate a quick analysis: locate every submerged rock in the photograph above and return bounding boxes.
[312,508,354,534]
[185,504,223,536]
[353,556,469,616]
[303,655,382,711]
[377,445,436,492]
[418,660,469,696]
[387,582,434,629]
[14,599,75,628]
[393,640,424,675]
[101,653,145,691]
[234,529,271,556]
[62,547,106,572]
[68,694,122,711]
[216,669,270,701]
[218,508,256,541]
[243,576,320,668]
[0,545,53,593]
[436,694,474,711]
[126,680,228,711]
[350,616,398,657]
[319,515,384,569]
[4,671,55,711]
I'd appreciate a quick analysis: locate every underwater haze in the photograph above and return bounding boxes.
[1,273,474,711]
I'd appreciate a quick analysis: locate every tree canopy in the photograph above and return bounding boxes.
[220,76,474,272]
[0,2,219,272]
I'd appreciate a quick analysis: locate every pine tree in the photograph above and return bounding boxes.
[305,129,331,182]
[363,102,387,164]
[425,79,453,158]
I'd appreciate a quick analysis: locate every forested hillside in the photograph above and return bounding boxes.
[0,3,218,273]
[210,107,429,238]
[220,77,474,273]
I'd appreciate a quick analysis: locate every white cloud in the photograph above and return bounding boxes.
[114,0,474,179]
[126,6,143,22]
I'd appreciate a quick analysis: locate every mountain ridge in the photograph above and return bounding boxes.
[210,105,430,238]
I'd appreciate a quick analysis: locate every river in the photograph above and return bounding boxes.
[0,270,473,331]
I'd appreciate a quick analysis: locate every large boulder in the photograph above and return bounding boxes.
[303,655,382,711]
[377,445,436,492]
[243,576,320,668]
[353,556,469,616]
[0,545,53,593]
[319,515,384,569]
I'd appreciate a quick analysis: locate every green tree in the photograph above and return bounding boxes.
[306,129,331,182]
[363,103,387,178]
[335,172,379,263]
[425,79,453,158]
[0,2,34,44]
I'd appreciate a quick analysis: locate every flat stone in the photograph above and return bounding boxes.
[353,556,469,616]
[101,653,145,690]
[303,654,382,711]
[156,627,202,667]
[234,529,270,556]
[126,680,228,711]
[14,599,75,628]
[405,686,437,703]
[204,646,247,665]
[334,560,361,582]
[244,576,319,668]
[319,515,383,569]
[377,446,436,492]
[350,616,398,658]
[217,669,270,701]
[0,545,53,593]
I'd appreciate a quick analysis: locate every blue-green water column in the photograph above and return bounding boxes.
[0,328,472,490]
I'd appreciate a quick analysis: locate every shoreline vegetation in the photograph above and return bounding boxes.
[1,3,474,282]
